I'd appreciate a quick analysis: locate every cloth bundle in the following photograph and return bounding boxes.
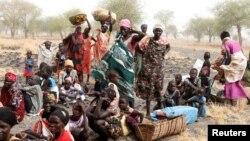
[92,8,116,24]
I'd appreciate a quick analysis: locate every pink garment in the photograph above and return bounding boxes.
[224,39,241,54]
[123,35,135,55]
[225,81,248,99]
[119,19,131,28]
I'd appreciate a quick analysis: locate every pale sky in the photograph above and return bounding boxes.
[26,0,221,30]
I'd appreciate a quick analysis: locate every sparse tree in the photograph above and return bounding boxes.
[167,24,178,39]
[185,17,205,42]
[42,8,82,39]
[100,0,142,30]
[202,18,217,43]
[0,0,41,38]
[154,10,175,37]
[213,0,250,45]
[0,0,24,38]
[20,2,41,38]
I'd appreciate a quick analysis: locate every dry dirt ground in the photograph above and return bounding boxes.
[0,38,250,141]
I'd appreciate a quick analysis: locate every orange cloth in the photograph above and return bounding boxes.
[82,36,92,74]
[94,29,110,62]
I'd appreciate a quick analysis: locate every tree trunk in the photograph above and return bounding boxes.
[197,32,201,42]
[59,31,64,40]
[173,33,177,39]
[10,28,15,38]
[236,25,242,46]
[208,34,212,43]
[32,32,35,39]
[25,29,28,39]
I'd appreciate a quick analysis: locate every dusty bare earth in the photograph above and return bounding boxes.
[0,39,249,141]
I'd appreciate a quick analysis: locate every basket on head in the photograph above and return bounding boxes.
[69,13,87,26]
[92,8,116,24]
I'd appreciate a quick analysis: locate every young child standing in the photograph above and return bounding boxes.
[24,51,34,84]
[56,43,66,76]
[200,52,211,77]
[200,69,211,102]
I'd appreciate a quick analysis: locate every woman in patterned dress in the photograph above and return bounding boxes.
[136,24,170,116]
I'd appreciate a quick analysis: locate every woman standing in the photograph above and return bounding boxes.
[219,31,248,106]
[82,19,96,84]
[71,25,84,83]
[0,72,25,123]
[119,19,145,56]
[136,24,170,116]
[93,12,112,63]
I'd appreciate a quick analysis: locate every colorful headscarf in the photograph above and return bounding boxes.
[119,19,132,28]
[43,92,56,102]
[64,59,74,67]
[5,72,16,82]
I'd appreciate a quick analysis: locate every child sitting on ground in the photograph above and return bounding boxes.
[23,50,34,84]
[175,74,184,95]
[94,75,108,92]
[66,101,89,141]
[119,97,143,133]
[21,75,43,115]
[86,85,120,141]
[40,65,59,102]
[185,87,206,117]
[182,68,201,100]
[59,76,84,108]
[161,80,181,107]
[58,60,79,87]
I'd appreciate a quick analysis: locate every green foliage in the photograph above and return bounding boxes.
[213,0,250,45]
[213,0,250,28]
[185,17,206,42]
[99,0,142,30]
[42,8,82,39]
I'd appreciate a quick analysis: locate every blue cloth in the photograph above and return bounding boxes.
[48,77,57,87]
[150,106,198,124]
[188,96,206,117]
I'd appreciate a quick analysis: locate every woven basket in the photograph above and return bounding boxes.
[134,115,186,141]
[69,13,87,26]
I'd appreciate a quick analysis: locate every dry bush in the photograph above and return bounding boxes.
[0,67,22,78]
[0,38,60,56]
[178,129,206,141]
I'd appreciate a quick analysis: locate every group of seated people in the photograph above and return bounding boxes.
[158,51,212,118]
[0,58,146,141]
[5,49,250,140]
